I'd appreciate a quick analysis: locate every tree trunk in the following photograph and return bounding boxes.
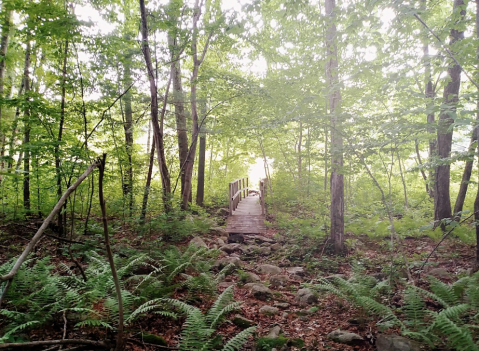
[139,0,171,211]
[434,0,465,223]
[55,40,68,235]
[397,150,408,209]
[422,0,436,199]
[167,33,189,198]
[23,40,32,214]
[140,139,155,222]
[122,53,134,215]
[0,10,12,179]
[182,0,211,210]
[454,0,479,219]
[298,121,302,183]
[196,130,206,207]
[325,0,344,254]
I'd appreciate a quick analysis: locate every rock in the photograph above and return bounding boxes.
[282,312,288,318]
[251,284,273,301]
[258,264,282,275]
[270,274,289,287]
[218,282,235,289]
[428,267,452,279]
[299,316,309,321]
[295,288,318,305]
[271,243,282,251]
[371,272,387,281]
[232,314,256,329]
[228,233,245,243]
[327,330,363,344]
[250,234,274,243]
[217,238,225,245]
[376,334,421,351]
[241,272,261,283]
[216,208,230,217]
[274,302,290,309]
[246,245,261,253]
[259,305,280,315]
[278,259,291,267]
[215,256,242,268]
[220,243,243,254]
[286,267,305,276]
[268,325,282,339]
[141,333,167,346]
[244,282,264,289]
[190,237,207,248]
[259,246,271,255]
[210,226,228,236]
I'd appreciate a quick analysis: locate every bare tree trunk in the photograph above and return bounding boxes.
[140,139,155,222]
[0,10,12,180]
[182,0,212,210]
[422,0,436,199]
[196,130,206,207]
[23,40,32,214]
[55,40,68,235]
[396,150,408,209]
[298,121,302,183]
[326,0,344,254]
[434,0,465,223]
[167,33,189,198]
[139,0,171,211]
[122,52,134,216]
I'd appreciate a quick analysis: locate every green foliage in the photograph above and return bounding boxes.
[164,286,255,351]
[316,270,479,350]
[0,244,221,342]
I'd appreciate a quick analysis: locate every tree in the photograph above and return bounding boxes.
[325,0,344,254]
[434,0,466,224]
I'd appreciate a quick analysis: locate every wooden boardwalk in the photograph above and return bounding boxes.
[225,195,266,234]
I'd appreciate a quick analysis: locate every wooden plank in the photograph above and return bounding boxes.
[225,195,266,234]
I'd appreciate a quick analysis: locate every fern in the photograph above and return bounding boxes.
[222,326,256,351]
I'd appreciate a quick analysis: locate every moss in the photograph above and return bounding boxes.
[141,333,167,346]
[288,338,305,348]
[256,336,288,350]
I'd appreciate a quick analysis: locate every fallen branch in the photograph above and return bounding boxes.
[0,160,100,307]
[419,210,479,273]
[0,339,111,349]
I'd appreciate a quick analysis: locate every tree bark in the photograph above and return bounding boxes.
[0,10,12,179]
[196,129,206,206]
[298,121,302,183]
[167,33,189,198]
[140,139,155,222]
[139,0,171,211]
[23,40,32,214]
[182,0,211,210]
[325,0,344,254]
[434,0,465,223]
[122,51,134,216]
[454,0,479,219]
[55,40,68,236]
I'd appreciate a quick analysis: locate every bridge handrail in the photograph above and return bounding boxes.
[259,178,268,215]
[229,177,249,214]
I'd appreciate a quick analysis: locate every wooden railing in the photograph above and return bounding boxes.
[229,177,249,214]
[259,178,268,215]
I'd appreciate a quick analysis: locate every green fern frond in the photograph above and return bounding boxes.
[1,321,40,340]
[205,285,235,326]
[75,319,114,330]
[428,276,460,306]
[222,326,256,351]
[431,313,479,351]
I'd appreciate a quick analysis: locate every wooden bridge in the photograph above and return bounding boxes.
[225,177,268,234]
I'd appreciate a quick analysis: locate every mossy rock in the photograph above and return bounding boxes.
[288,338,305,348]
[141,333,167,346]
[256,336,288,351]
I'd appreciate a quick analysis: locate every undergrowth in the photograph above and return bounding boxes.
[316,268,479,350]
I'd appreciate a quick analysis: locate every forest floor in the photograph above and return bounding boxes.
[0,213,475,351]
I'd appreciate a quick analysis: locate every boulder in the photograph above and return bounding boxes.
[216,208,230,217]
[232,314,256,329]
[246,245,261,254]
[218,282,235,289]
[258,264,281,275]
[295,288,318,305]
[217,238,225,245]
[189,237,207,248]
[268,325,282,339]
[242,272,261,283]
[259,246,271,255]
[270,243,282,251]
[141,333,167,346]
[270,274,289,287]
[259,305,279,315]
[376,334,421,351]
[214,256,242,268]
[274,302,290,309]
[251,284,273,301]
[327,330,363,344]
[220,243,243,254]
[210,226,228,236]
[286,267,305,276]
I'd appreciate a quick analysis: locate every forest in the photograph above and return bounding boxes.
[1,0,479,350]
